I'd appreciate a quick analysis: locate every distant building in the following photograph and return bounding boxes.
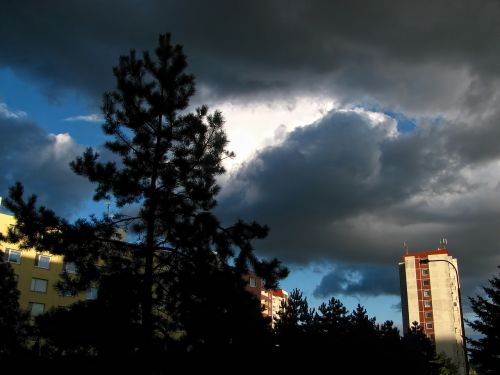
[270,288,288,321]
[399,247,466,375]
[2,212,287,326]
[0,213,90,316]
[244,272,288,325]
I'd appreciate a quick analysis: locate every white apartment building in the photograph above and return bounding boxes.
[399,248,466,375]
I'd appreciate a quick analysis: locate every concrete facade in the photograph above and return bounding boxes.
[244,272,288,325]
[0,213,86,316]
[399,248,466,375]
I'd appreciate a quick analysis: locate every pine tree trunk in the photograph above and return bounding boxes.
[142,111,163,359]
[143,211,155,355]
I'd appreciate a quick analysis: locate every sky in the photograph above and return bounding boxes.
[1,0,500,328]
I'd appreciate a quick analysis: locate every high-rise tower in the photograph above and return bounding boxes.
[399,247,466,375]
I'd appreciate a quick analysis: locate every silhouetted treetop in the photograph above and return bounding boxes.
[2,33,287,368]
[467,266,500,374]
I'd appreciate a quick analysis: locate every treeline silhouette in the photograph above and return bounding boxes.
[1,253,456,374]
[0,32,285,373]
[0,34,288,373]
[274,289,457,374]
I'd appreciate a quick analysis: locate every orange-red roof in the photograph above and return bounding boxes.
[403,249,449,259]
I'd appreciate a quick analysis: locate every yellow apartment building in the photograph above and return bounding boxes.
[0,212,91,316]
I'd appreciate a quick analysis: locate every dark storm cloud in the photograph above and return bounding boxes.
[1,0,500,111]
[217,108,500,297]
[0,108,92,216]
[2,0,500,300]
[313,264,400,298]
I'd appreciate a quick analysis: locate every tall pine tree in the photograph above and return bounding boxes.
[467,267,500,374]
[314,296,349,337]
[0,33,287,366]
[274,288,314,356]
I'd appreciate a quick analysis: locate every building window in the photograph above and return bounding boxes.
[425,312,432,318]
[5,249,21,264]
[424,300,432,308]
[29,302,45,316]
[86,287,98,300]
[249,277,257,288]
[423,280,430,286]
[423,290,431,297]
[34,254,50,269]
[426,322,433,329]
[63,261,77,273]
[30,278,48,293]
[421,269,429,276]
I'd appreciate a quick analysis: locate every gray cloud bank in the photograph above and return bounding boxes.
[0,106,92,216]
[1,0,500,114]
[2,1,500,299]
[218,108,500,299]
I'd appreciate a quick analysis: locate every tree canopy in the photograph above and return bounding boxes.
[0,257,30,359]
[0,32,476,374]
[0,33,287,368]
[272,291,452,374]
[467,266,500,374]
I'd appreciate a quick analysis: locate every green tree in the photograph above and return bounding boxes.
[274,288,314,355]
[311,297,351,370]
[349,303,377,334]
[431,352,459,375]
[314,296,349,335]
[401,321,437,375]
[0,256,30,359]
[344,304,380,371]
[378,320,401,343]
[1,33,287,366]
[467,266,500,374]
[377,320,403,373]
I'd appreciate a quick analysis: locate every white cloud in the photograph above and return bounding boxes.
[0,115,93,216]
[63,114,102,122]
[0,102,27,119]
[45,133,76,160]
[217,96,337,172]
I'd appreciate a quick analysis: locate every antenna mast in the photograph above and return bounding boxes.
[443,238,448,249]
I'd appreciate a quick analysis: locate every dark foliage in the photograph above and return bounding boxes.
[0,256,30,359]
[431,352,460,375]
[467,266,500,374]
[274,288,315,357]
[273,290,448,374]
[401,321,438,375]
[0,33,287,369]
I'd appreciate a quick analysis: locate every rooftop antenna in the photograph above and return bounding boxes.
[403,241,409,254]
[439,237,448,249]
